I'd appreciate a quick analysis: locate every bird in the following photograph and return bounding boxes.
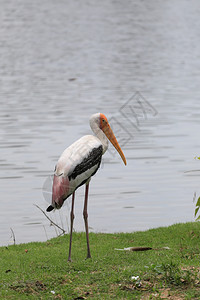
[46,113,126,261]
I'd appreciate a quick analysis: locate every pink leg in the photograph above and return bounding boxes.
[83,182,91,259]
[68,192,75,262]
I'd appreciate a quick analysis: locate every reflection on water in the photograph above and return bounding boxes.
[1,0,200,246]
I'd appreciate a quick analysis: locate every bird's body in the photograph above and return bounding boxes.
[47,135,103,211]
[46,113,126,261]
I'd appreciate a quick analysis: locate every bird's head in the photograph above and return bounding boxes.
[90,113,127,165]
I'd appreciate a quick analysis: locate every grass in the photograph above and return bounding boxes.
[0,222,200,299]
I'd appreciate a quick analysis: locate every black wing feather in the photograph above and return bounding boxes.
[68,145,103,181]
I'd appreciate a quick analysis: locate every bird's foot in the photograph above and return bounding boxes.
[67,257,72,262]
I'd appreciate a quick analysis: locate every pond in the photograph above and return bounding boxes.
[1,0,200,246]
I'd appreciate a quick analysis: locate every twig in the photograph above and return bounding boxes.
[65,201,70,233]
[34,204,66,235]
[59,209,64,232]
[115,247,152,251]
[54,225,59,237]
[54,211,59,236]
[115,246,170,251]
[43,225,48,240]
[10,228,16,245]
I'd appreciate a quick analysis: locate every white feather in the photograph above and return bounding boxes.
[55,135,102,177]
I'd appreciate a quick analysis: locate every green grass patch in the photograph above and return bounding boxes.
[0,222,200,299]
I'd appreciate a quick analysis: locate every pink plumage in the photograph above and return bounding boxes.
[52,175,69,209]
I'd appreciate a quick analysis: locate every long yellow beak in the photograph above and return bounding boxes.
[105,125,127,165]
[100,115,127,165]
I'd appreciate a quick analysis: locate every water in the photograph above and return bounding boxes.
[1,0,200,246]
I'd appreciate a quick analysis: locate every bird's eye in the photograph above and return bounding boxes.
[102,119,105,122]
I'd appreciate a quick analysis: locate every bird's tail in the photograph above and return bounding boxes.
[46,175,69,212]
[46,205,54,212]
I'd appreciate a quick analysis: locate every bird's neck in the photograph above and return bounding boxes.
[90,121,108,154]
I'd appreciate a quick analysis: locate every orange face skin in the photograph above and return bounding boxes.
[99,113,127,166]
[100,113,109,130]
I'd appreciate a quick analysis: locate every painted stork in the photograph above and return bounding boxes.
[46,113,126,261]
